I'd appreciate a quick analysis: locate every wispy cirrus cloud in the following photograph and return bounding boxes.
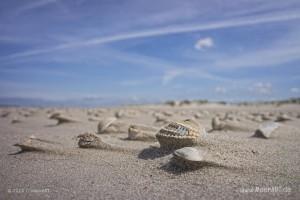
[14,0,59,15]
[1,10,300,61]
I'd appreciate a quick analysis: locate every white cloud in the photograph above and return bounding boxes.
[15,0,58,15]
[249,82,272,95]
[161,67,231,85]
[162,69,184,85]
[290,87,300,93]
[215,86,227,94]
[194,37,214,50]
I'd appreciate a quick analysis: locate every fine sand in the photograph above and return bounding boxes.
[0,103,299,199]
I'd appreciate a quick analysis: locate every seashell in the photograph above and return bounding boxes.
[154,113,169,124]
[223,113,236,121]
[77,133,131,152]
[275,114,292,122]
[11,117,22,124]
[48,112,61,119]
[261,113,272,121]
[194,113,203,119]
[13,136,66,154]
[50,115,77,125]
[1,111,10,118]
[253,122,280,139]
[156,119,203,150]
[97,117,118,133]
[77,133,114,150]
[253,115,263,123]
[115,110,124,118]
[162,111,173,117]
[211,117,223,130]
[172,147,205,168]
[211,117,252,132]
[128,124,158,141]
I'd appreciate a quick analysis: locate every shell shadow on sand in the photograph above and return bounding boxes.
[160,159,234,174]
[138,146,173,160]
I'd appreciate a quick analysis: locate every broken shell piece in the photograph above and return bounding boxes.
[253,122,280,139]
[11,117,22,124]
[128,124,158,141]
[194,113,203,119]
[261,113,272,121]
[211,117,223,130]
[115,110,124,118]
[97,117,121,134]
[13,136,66,154]
[156,119,203,150]
[154,113,169,124]
[211,117,252,132]
[77,133,114,150]
[77,133,128,152]
[1,111,10,118]
[49,113,77,125]
[172,147,205,168]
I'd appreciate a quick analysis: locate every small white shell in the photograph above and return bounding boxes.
[253,122,279,139]
[172,147,206,168]
[173,147,204,161]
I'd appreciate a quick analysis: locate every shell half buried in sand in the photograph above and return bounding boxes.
[156,119,204,150]
[172,147,205,168]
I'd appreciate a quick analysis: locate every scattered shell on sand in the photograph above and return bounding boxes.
[253,115,263,123]
[172,147,205,168]
[261,113,272,121]
[156,119,203,150]
[77,133,114,150]
[128,124,158,141]
[49,113,77,125]
[253,122,280,139]
[13,136,66,154]
[11,117,22,124]
[77,133,127,152]
[211,117,223,131]
[115,110,124,118]
[194,113,203,119]
[97,117,120,134]
[154,113,169,124]
[275,114,292,122]
[1,111,10,118]
[211,117,252,132]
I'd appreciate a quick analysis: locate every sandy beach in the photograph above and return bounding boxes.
[0,103,299,199]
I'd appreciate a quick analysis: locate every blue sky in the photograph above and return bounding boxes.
[0,0,300,103]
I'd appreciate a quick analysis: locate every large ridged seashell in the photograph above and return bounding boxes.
[156,119,202,150]
[172,147,205,168]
